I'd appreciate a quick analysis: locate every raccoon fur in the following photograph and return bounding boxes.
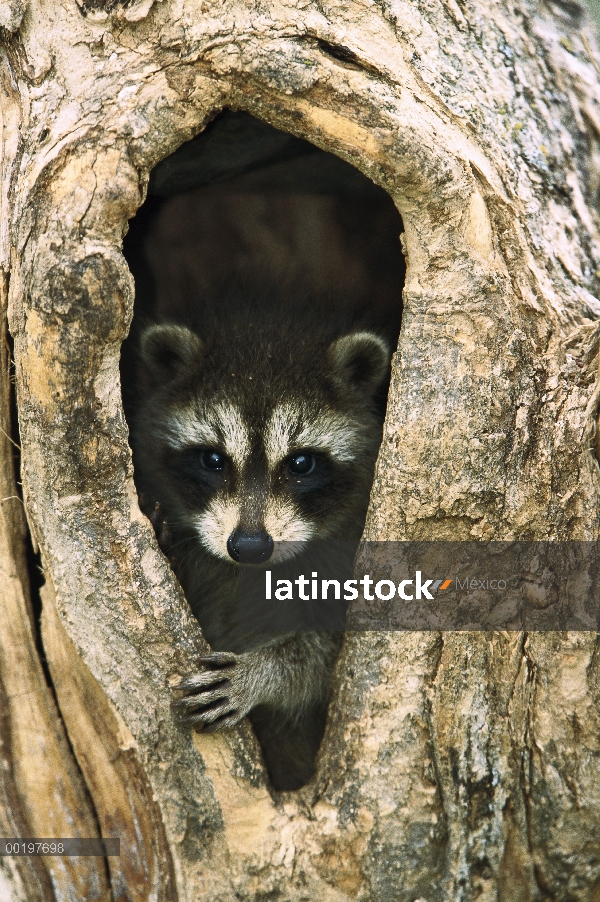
[130,285,393,790]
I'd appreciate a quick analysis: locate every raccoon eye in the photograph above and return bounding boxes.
[287,452,316,476]
[200,450,226,471]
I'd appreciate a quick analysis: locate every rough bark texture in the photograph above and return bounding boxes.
[2,0,600,899]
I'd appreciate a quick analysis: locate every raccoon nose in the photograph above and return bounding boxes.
[227,529,274,564]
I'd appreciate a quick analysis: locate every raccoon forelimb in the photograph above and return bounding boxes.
[172,632,340,732]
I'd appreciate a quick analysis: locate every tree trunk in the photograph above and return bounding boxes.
[2,0,600,899]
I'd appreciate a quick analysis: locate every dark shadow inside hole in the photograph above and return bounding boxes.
[123,110,404,339]
[121,109,405,791]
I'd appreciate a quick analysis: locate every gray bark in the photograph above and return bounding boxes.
[1,0,600,899]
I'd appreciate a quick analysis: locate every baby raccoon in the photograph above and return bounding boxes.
[131,286,393,789]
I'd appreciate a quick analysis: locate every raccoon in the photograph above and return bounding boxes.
[130,285,393,790]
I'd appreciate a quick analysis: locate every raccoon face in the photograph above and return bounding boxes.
[137,322,390,566]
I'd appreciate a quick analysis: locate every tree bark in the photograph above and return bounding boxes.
[2,0,600,899]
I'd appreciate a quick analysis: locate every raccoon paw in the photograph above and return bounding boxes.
[172,652,254,733]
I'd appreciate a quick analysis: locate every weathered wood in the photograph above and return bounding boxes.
[41,579,177,902]
[0,277,111,901]
[1,0,600,899]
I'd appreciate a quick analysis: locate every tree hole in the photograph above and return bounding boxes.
[121,109,405,790]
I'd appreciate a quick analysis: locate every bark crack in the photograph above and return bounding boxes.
[518,635,556,902]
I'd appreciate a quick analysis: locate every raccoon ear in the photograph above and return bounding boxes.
[328,331,391,392]
[139,324,203,383]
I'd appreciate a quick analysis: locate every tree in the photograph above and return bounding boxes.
[1,0,600,898]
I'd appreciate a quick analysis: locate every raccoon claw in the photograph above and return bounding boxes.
[172,652,251,732]
[202,712,243,733]
[197,652,237,669]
